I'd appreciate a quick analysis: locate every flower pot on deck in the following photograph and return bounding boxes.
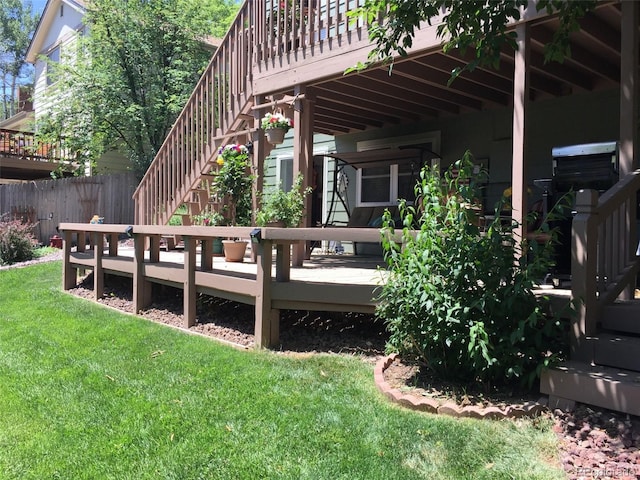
[212,236,224,256]
[222,240,248,262]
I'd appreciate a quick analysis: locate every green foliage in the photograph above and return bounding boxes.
[192,209,226,226]
[0,214,37,265]
[0,0,40,120]
[256,174,312,227]
[215,144,252,226]
[40,0,238,179]
[347,0,596,80]
[377,152,568,389]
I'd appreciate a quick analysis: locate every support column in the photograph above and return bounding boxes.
[620,1,638,299]
[511,23,530,247]
[92,232,104,300]
[620,0,638,176]
[133,234,152,313]
[62,230,75,290]
[183,235,197,328]
[292,85,315,266]
[255,239,279,348]
[253,94,267,223]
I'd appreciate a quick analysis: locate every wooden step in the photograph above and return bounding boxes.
[540,360,640,416]
[592,333,640,371]
[602,301,640,334]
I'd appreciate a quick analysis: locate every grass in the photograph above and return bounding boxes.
[0,262,566,480]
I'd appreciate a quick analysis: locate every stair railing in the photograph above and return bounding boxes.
[133,1,254,225]
[571,170,640,357]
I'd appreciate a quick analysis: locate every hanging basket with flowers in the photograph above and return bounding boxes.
[261,112,293,144]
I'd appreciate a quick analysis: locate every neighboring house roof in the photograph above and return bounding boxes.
[0,111,35,131]
[26,0,87,63]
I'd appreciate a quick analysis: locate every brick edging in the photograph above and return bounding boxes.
[374,353,549,419]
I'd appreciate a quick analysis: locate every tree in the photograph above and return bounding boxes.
[349,0,596,80]
[38,0,239,178]
[0,0,40,120]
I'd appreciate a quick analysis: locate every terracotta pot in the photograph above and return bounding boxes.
[265,127,286,145]
[222,240,248,262]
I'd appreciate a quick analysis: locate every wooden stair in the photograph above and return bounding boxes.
[133,1,257,226]
[540,360,640,416]
[541,299,640,415]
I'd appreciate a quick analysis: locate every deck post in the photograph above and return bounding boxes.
[255,238,279,348]
[148,235,161,263]
[183,236,197,328]
[201,238,213,271]
[92,232,104,300]
[511,23,530,248]
[292,85,314,266]
[62,230,75,290]
[571,189,599,362]
[619,0,638,299]
[133,234,152,313]
[108,233,119,256]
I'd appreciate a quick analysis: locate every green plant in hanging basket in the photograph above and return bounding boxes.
[260,112,293,132]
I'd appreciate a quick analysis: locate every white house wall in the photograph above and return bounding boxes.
[32,2,85,121]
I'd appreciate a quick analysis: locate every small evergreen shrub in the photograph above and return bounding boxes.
[0,215,38,265]
[377,152,569,389]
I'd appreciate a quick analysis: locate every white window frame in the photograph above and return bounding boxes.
[355,131,441,207]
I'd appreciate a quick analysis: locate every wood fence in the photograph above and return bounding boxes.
[0,173,137,245]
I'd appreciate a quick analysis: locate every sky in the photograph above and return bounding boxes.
[27,0,47,15]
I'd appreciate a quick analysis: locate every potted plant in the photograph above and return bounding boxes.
[192,210,226,256]
[214,143,253,262]
[261,112,293,145]
[256,174,312,228]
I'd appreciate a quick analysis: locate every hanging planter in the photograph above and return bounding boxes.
[261,112,293,145]
[265,127,287,145]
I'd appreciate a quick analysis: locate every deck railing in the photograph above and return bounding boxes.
[132,1,256,225]
[58,223,391,348]
[571,170,640,357]
[0,128,72,163]
[253,0,366,62]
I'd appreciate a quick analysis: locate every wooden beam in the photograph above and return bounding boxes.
[512,23,530,246]
[183,236,197,328]
[93,232,104,300]
[254,239,279,348]
[619,0,638,176]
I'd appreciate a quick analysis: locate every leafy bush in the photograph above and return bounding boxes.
[0,215,38,265]
[256,174,312,227]
[377,152,569,389]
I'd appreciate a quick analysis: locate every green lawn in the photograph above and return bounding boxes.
[0,262,565,480]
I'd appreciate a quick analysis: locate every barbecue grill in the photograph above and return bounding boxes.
[535,141,619,281]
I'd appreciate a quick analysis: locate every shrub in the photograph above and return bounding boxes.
[377,152,569,389]
[0,215,38,265]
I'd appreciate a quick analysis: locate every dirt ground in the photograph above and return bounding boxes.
[6,251,640,480]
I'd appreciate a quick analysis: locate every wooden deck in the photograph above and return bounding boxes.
[59,223,395,347]
[59,223,574,350]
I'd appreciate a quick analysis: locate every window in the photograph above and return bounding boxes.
[276,156,293,192]
[46,46,60,86]
[356,132,441,206]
